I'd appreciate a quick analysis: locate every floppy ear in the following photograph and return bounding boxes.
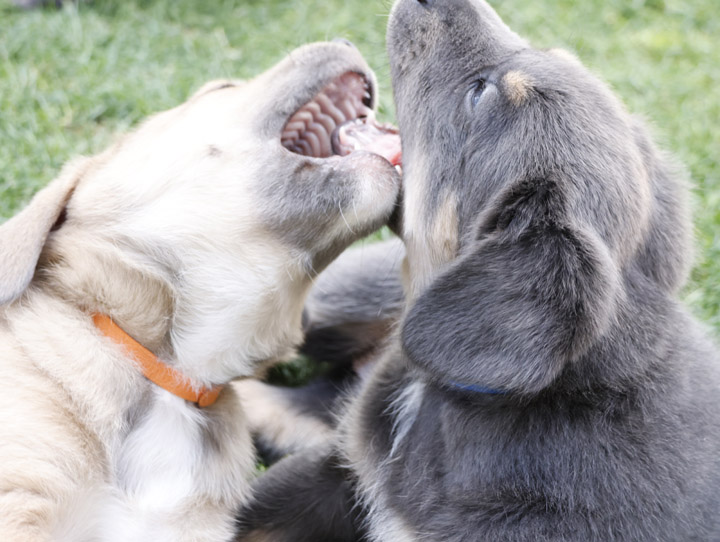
[0,160,83,305]
[401,178,620,395]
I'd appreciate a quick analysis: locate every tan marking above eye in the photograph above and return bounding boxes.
[503,70,534,105]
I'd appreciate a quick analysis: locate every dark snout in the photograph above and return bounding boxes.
[388,0,526,65]
[386,0,527,173]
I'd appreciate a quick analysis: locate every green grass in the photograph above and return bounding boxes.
[1,0,719,332]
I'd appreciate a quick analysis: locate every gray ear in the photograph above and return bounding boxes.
[401,178,620,395]
[0,160,84,305]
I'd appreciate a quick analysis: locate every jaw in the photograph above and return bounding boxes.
[170,43,401,383]
[251,42,402,270]
[261,41,402,185]
[168,242,315,384]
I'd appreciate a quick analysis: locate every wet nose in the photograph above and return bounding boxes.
[332,38,357,49]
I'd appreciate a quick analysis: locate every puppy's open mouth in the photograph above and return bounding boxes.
[281,72,402,168]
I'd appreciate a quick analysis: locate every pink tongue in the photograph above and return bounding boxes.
[360,132,403,167]
[332,118,402,166]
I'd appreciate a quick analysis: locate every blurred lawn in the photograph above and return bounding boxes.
[1,0,718,332]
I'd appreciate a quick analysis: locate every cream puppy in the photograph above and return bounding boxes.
[0,41,399,542]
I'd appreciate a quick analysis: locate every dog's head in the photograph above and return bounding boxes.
[388,0,691,394]
[0,42,400,384]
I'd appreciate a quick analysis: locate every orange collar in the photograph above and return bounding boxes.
[92,313,223,408]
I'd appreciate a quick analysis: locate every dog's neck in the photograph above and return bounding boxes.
[40,233,176,358]
[38,227,307,386]
[38,230,297,388]
[92,313,224,407]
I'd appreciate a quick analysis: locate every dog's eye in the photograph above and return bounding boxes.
[470,79,487,107]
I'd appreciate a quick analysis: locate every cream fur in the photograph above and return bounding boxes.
[234,379,334,453]
[0,41,399,541]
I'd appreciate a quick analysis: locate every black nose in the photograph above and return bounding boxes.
[333,38,357,49]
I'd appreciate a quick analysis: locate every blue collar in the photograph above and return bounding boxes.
[448,381,507,395]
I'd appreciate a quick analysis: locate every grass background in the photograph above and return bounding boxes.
[1,0,719,333]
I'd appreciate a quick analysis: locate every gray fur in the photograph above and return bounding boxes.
[341,0,720,540]
[234,242,406,540]
[246,44,400,274]
[236,1,720,540]
[234,444,366,542]
[302,239,406,366]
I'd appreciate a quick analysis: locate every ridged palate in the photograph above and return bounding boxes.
[281,72,372,158]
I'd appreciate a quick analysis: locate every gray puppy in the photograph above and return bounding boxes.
[236,0,720,540]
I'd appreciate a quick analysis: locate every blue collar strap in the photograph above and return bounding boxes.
[448,381,507,395]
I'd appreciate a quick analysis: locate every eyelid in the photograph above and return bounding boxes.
[470,78,489,108]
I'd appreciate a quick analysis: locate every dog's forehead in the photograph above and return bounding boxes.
[122,88,254,155]
[497,48,600,99]
[390,0,651,271]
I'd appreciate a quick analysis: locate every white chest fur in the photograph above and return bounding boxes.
[108,388,253,542]
[52,387,254,542]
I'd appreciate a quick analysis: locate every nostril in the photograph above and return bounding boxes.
[332,38,356,49]
[417,0,434,5]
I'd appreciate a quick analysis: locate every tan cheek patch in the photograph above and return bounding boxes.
[403,189,459,299]
[430,190,459,265]
[503,70,534,105]
[401,255,412,299]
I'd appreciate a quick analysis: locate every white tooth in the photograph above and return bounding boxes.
[315,93,346,124]
[304,130,322,157]
[357,107,372,121]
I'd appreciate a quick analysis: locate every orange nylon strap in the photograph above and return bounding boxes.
[92,313,223,408]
